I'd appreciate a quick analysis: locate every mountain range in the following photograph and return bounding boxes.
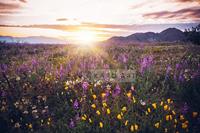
[0,28,186,45]
[0,36,67,44]
[105,28,186,45]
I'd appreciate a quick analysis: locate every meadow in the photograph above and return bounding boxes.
[0,43,200,133]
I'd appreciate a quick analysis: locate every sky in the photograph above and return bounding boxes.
[0,0,200,43]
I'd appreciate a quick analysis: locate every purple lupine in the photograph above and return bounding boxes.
[73,99,79,109]
[122,54,128,63]
[104,64,109,69]
[59,65,64,77]
[165,65,171,80]
[140,55,153,74]
[112,84,121,97]
[82,81,89,91]
[0,64,8,73]
[31,59,37,67]
[176,63,180,70]
[17,64,29,73]
[0,90,6,97]
[75,114,80,121]
[181,103,189,114]
[69,119,75,128]
[178,71,184,82]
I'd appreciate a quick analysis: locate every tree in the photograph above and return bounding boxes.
[184,24,200,45]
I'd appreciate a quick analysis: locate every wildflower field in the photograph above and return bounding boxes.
[0,44,200,133]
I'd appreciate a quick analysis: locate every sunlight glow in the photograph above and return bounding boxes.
[75,30,97,45]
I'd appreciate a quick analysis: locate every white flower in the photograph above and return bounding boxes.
[140,100,146,106]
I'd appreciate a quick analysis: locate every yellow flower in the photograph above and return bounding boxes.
[166,115,170,121]
[172,110,176,115]
[180,115,184,121]
[101,93,106,98]
[102,102,107,108]
[130,125,134,132]
[127,92,132,98]
[134,124,139,131]
[92,94,97,100]
[167,98,171,104]
[152,103,157,109]
[91,104,96,109]
[174,119,178,124]
[145,111,148,115]
[81,114,87,121]
[47,121,50,125]
[81,116,86,121]
[170,115,173,120]
[89,118,92,123]
[28,124,32,129]
[132,96,136,103]
[182,123,188,129]
[130,124,138,132]
[147,108,151,113]
[64,86,68,90]
[16,76,21,81]
[160,101,163,106]
[96,110,101,115]
[106,108,111,115]
[125,120,128,126]
[185,120,189,124]
[99,122,103,128]
[192,112,198,118]
[174,124,177,128]
[166,115,172,121]
[117,114,122,120]
[121,112,123,116]
[122,106,127,112]
[164,105,168,111]
[155,122,160,128]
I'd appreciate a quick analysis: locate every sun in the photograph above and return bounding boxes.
[75,30,97,45]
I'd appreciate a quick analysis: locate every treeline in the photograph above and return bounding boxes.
[184,24,200,45]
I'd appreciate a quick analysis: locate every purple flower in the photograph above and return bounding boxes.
[0,90,6,97]
[59,65,64,77]
[178,71,184,82]
[75,114,80,121]
[176,63,180,70]
[69,119,75,128]
[181,103,189,114]
[82,82,89,91]
[31,59,37,67]
[0,64,8,73]
[112,84,121,97]
[165,65,171,80]
[140,56,153,74]
[73,99,79,109]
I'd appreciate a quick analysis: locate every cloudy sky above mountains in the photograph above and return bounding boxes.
[0,0,199,43]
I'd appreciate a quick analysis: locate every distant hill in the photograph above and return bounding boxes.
[106,28,186,45]
[0,36,67,44]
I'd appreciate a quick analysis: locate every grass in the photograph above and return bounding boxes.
[0,43,200,133]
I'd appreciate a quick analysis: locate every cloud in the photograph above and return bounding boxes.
[0,22,198,34]
[19,0,27,3]
[143,7,200,21]
[56,18,69,21]
[174,0,200,2]
[0,2,21,10]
